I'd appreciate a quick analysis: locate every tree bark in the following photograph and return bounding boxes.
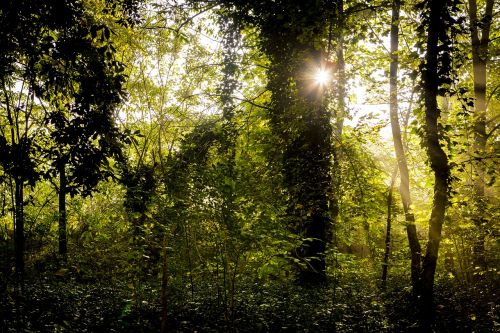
[388,0,422,295]
[58,160,68,257]
[468,0,494,270]
[160,236,168,333]
[14,178,24,277]
[331,0,345,236]
[335,0,346,139]
[420,0,452,326]
[382,167,397,287]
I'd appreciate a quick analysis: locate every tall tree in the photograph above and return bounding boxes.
[205,1,330,284]
[331,0,346,251]
[0,0,129,271]
[0,0,54,276]
[45,39,127,257]
[467,0,495,270]
[388,0,422,294]
[224,1,334,284]
[37,3,128,258]
[418,0,455,325]
[381,167,397,287]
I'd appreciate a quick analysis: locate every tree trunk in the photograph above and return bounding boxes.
[14,178,25,333]
[219,16,240,322]
[14,178,24,277]
[160,236,168,333]
[420,0,452,326]
[335,0,346,138]
[382,167,397,287]
[468,0,494,270]
[331,0,345,237]
[388,0,423,295]
[58,160,68,257]
[262,10,333,286]
[291,47,332,284]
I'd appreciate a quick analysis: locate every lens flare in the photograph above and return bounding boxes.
[314,69,330,85]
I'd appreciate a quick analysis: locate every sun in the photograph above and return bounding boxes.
[314,69,330,85]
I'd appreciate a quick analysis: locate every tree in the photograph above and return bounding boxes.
[0,0,56,277]
[381,167,397,287]
[0,0,129,274]
[418,0,455,325]
[330,0,346,266]
[219,0,334,285]
[42,19,127,257]
[388,0,422,295]
[467,0,495,270]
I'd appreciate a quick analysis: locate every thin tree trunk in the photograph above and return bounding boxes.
[420,0,452,326]
[388,0,423,295]
[58,160,67,257]
[382,167,398,287]
[3,79,24,278]
[219,16,239,321]
[1,186,5,217]
[160,236,168,333]
[468,0,494,270]
[335,0,346,139]
[331,0,345,253]
[14,178,24,277]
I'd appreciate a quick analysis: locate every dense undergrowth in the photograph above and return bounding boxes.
[1,252,497,332]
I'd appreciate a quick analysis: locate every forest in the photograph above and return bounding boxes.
[0,0,498,332]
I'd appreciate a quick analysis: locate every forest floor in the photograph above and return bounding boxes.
[1,261,497,333]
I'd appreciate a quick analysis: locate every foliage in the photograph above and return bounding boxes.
[0,0,498,332]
